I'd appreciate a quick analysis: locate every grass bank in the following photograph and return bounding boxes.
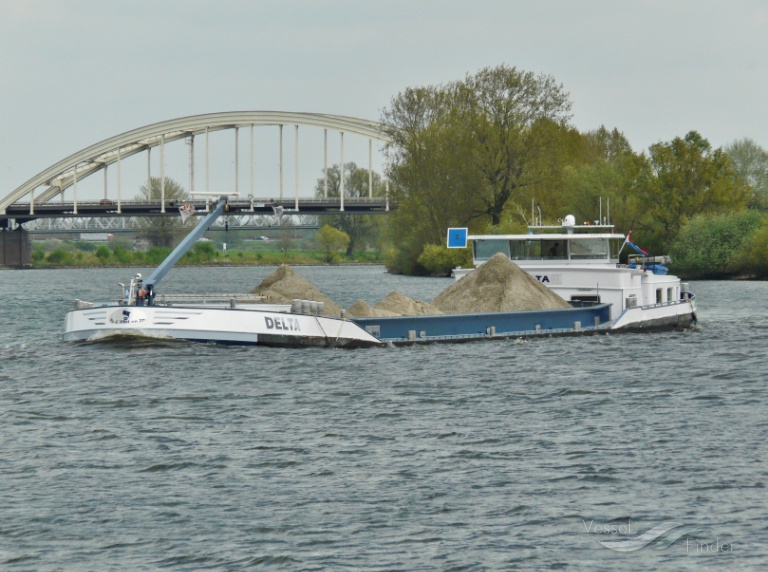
[30,240,383,269]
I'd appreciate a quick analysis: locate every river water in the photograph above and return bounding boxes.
[1,266,766,571]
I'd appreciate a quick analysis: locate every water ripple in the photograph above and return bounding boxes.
[0,272,765,570]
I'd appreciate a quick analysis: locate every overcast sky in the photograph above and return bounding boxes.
[1,0,766,197]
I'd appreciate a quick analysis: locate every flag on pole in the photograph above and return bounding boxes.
[179,204,196,224]
[272,205,285,225]
[620,231,649,256]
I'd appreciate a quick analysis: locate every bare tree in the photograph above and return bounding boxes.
[136,177,189,248]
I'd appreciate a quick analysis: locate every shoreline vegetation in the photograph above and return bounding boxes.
[25,237,385,271]
[12,265,767,281]
[13,236,767,280]
[11,260,384,270]
[378,65,768,279]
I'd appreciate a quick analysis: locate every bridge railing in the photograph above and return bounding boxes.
[5,196,390,214]
[3,197,393,231]
[24,213,324,233]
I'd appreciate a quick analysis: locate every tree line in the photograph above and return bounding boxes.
[375,64,768,278]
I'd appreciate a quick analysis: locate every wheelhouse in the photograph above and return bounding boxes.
[470,225,624,265]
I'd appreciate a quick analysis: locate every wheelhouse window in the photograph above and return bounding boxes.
[509,240,539,260]
[542,240,567,259]
[474,239,510,261]
[569,238,609,260]
[501,239,560,260]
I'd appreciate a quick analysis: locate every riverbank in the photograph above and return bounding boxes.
[24,245,383,269]
[5,259,767,280]
[3,261,384,270]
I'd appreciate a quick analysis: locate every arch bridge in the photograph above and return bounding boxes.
[1,111,394,229]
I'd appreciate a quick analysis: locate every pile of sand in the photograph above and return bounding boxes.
[431,252,570,314]
[374,291,443,316]
[346,291,443,318]
[252,255,569,318]
[251,265,343,316]
[345,299,399,318]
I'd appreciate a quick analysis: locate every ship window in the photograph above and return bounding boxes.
[570,238,609,259]
[474,239,510,261]
[509,240,525,259]
[610,239,622,260]
[656,289,663,303]
[667,287,674,302]
[570,295,601,306]
[542,240,567,259]
[509,240,540,260]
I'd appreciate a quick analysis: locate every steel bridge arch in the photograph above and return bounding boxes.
[0,111,390,215]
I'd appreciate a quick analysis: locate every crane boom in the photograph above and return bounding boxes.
[143,197,228,291]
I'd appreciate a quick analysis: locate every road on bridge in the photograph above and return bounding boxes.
[1,197,391,228]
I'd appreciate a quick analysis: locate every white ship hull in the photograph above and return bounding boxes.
[451,221,697,332]
[63,305,382,348]
[610,299,696,331]
[453,263,696,331]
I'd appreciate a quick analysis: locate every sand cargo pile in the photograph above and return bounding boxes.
[431,253,571,313]
[251,264,343,316]
[254,252,569,319]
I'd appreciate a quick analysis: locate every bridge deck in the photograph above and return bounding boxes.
[2,197,390,226]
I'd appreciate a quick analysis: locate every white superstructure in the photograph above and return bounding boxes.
[452,217,696,331]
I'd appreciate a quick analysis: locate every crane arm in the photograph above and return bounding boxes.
[143,197,228,291]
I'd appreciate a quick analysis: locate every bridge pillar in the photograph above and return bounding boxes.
[1,228,32,267]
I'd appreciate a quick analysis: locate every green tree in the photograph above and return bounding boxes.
[416,244,472,276]
[314,162,386,255]
[458,66,572,225]
[725,138,768,210]
[560,127,647,233]
[382,88,482,272]
[278,226,296,256]
[738,220,768,278]
[146,246,172,265]
[112,245,133,263]
[183,241,218,263]
[669,210,764,278]
[316,225,350,263]
[639,131,749,248]
[95,245,111,260]
[381,65,572,273]
[46,249,74,265]
[136,177,189,248]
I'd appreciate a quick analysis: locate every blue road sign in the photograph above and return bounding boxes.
[447,227,468,249]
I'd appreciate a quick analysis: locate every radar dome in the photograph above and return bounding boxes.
[562,214,576,226]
